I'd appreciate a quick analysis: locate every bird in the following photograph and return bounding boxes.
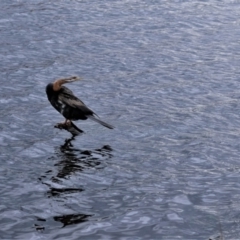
[46,76,114,129]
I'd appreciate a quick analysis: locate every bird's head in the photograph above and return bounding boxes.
[52,76,81,91]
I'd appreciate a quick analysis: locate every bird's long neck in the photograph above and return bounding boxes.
[53,76,80,91]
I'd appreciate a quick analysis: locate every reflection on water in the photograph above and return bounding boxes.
[48,187,84,197]
[55,138,112,179]
[40,137,113,228]
[54,213,92,227]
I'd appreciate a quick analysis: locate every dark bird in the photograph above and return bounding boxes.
[46,76,114,129]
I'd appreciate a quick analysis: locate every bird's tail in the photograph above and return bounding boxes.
[88,115,114,129]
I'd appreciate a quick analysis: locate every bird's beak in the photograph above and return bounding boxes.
[65,76,81,83]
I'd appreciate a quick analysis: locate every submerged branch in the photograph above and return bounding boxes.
[54,121,84,136]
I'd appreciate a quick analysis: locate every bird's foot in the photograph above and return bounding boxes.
[54,121,84,136]
[64,119,72,127]
[54,122,66,129]
[55,120,72,129]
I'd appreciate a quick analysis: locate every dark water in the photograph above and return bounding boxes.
[1,0,240,239]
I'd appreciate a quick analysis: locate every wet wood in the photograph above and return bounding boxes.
[54,121,84,136]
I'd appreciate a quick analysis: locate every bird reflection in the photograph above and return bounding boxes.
[54,137,112,179]
[53,213,92,227]
[60,135,75,149]
[40,137,113,228]
[49,187,84,197]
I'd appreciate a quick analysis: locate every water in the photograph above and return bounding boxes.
[1,0,240,239]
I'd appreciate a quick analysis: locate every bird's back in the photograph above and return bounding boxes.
[53,86,94,120]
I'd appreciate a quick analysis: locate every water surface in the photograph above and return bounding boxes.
[1,0,240,239]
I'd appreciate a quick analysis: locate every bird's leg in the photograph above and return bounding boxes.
[54,119,71,129]
[64,119,71,126]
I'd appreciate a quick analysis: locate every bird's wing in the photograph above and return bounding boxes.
[59,87,94,114]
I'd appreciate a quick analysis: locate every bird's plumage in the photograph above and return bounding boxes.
[46,76,114,129]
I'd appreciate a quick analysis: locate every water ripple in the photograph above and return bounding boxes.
[1,0,240,239]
